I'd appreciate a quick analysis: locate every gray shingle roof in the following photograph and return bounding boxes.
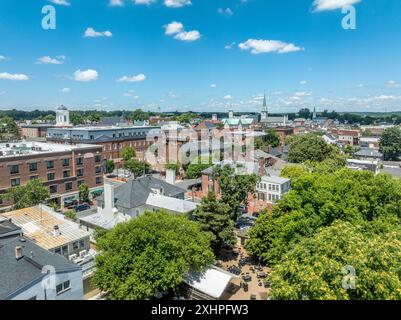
[98,176,186,209]
[0,234,80,300]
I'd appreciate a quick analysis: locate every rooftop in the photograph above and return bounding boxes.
[2,205,91,251]
[0,234,80,300]
[51,124,160,132]
[261,175,291,184]
[146,193,198,214]
[0,141,99,159]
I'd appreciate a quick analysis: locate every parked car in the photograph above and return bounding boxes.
[75,203,91,212]
[242,275,252,282]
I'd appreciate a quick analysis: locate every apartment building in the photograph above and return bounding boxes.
[47,125,161,161]
[0,142,104,210]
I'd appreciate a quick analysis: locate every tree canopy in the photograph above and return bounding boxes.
[122,147,137,161]
[93,211,214,300]
[379,126,401,161]
[3,179,50,210]
[124,159,151,178]
[287,133,342,164]
[192,192,236,251]
[214,165,260,220]
[246,164,401,300]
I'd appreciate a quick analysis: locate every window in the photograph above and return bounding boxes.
[95,166,102,174]
[29,162,38,172]
[76,157,83,166]
[11,178,20,187]
[10,165,19,174]
[77,168,84,177]
[62,158,70,167]
[79,239,85,248]
[96,177,103,185]
[55,247,62,255]
[65,182,73,191]
[63,170,70,178]
[30,175,39,180]
[47,173,55,181]
[95,155,101,163]
[56,280,71,295]
[73,241,79,250]
[46,160,54,169]
[77,180,85,187]
[49,185,57,194]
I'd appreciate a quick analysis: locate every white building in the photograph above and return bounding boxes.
[55,105,71,127]
[256,175,291,204]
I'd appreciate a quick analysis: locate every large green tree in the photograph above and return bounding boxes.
[214,165,260,220]
[379,127,401,160]
[247,165,401,265]
[4,179,50,210]
[122,147,136,161]
[124,159,151,177]
[287,133,341,164]
[192,192,236,251]
[78,183,90,203]
[93,211,214,300]
[269,220,401,300]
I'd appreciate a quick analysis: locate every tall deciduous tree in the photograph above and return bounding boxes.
[287,133,341,164]
[93,211,214,300]
[192,192,236,251]
[379,127,401,161]
[78,183,90,203]
[268,220,401,300]
[3,179,50,210]
[124,159,151,178]
[122,147,136,161]
[214,165,260,220]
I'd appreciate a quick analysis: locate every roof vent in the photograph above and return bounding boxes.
[15,246,23,260]
[53,225,61,237]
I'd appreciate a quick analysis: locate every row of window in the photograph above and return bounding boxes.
[258,192,282,202]
[102,141,150,152]
[10,176,103,189]
[257,182,280,192]
[8,156,102,175]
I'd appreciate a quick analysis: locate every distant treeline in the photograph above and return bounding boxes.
[1,108,401,125]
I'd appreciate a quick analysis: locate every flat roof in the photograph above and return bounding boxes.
[261,175,291,184]
[50,125,160,131]
[185,266,235,299]
[0,141,100,159]
[2,205,90,250]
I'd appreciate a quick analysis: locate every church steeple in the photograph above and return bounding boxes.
[262,92,267,112]
[261,91,268,122]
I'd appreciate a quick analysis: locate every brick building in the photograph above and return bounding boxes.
[46,125,161,161]
[0,142,104,211]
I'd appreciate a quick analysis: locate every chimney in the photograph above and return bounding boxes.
[101,181,116,220]
[15,246,23,260]
[53,225,61,237]
[166,169,176,185]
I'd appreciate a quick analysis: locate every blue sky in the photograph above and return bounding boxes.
[1,0,401,113]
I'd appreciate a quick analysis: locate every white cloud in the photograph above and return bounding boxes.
[36,55,66,65]
[164,21,184,35]
[386,80,401,88]
[109,0,124,6]
[0,72,29,81]
[313,0,361,12]
[117,73,146,83]
[224,42,236,50]
[164,0,192,8]
[49,0,71,6]
[60,87,71,93]
[134,0,157,5]
[224,95,233,100]
[174,30,201,41]
[0,55,7,61]
[164,21,201,42]
[0,91,5,95]
[74,69,98,82]
[239,39,304,54]
[218,8,234,16]
[84,27,113,38]
[210,84,217,88]
[294,91,312,97]
[299,80,307,85]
